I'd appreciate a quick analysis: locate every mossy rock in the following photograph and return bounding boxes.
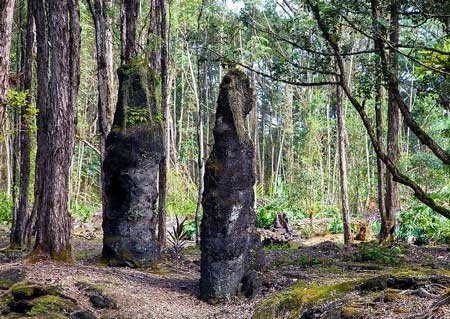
[252,280,358,319]
[28,295,76,316]
[11,283,58,301]
[0,269,25,290]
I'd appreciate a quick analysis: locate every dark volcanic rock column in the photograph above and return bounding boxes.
[102,65,163,267]
[200,69,263,303]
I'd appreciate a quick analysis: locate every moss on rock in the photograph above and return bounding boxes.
[252,280,358,319]
[28,295,76,316]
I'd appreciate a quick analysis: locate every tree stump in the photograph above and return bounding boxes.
[102,64,162,267]
[200,69,263,303]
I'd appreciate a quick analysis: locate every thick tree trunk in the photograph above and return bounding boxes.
[31,0,80,261]
[10,0,34,249]
[0,0,15,126]
[381,2,400,243]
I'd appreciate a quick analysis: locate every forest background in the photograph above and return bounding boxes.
[0,0,449,247]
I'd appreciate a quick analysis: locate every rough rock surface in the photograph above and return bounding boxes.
[200,69,263,303]
[102,64,163,267]
[0,268,25,289]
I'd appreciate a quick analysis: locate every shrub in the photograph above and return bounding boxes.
[353,243,403,264]
[0,193,13,224]
[397,205,450,245]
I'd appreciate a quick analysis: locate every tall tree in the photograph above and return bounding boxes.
[10,0,34,248]
[87,0,113,159]
[0,0,16,126]
[31,0,80,261]
[336,74,352,246]
[158,0,169,247]
[382,0,400,242]
[371,0,387,242]
[87,0,114,229]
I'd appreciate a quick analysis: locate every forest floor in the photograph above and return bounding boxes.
[0,222,450,318]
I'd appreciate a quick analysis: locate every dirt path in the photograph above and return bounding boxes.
[0,234,258,319]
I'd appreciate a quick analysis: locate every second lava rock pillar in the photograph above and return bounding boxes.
[200,69,263,303]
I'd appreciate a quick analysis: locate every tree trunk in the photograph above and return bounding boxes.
[87,0,114,235]
[158,0,169,247]
[31,0,80,261]
[120,0,139,64]
[336,81,352,246]
[0,0,15,127]
[381,1,400,243]
[10,0,34,249]
[375,78,386,238]
[87,0,113,159]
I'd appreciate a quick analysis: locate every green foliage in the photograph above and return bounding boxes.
[397,205,450,245]
[6,89,38,133]
[327,215,344,234]
[0,193,13,224]
[182,219,196,240]
[353,243,403,264]
[256,203,277,228]
[297,255,322,267]
[167,169,197,217]
[126,106,149,125]
[168,215,190,259]
[71,201,100,222]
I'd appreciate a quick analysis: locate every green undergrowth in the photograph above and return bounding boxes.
[352,242,405,265]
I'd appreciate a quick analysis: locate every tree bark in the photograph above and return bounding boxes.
[381,1,400,243]
[158,0,169,246]
[10,0,34,248]
[87,0,114,232]
[336,78,352,246]
[31,0,80,261]
[120,0,139,64]
[0,0,16,127]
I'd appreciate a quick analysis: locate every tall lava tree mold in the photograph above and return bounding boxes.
[102,64,163,267]
[200,69,263,303]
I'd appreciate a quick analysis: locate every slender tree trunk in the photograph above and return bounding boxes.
[31,0,80,261]
[0,0,16,127]
[10,0,34,248]
[87,0,114,233]
[187,47,203,245]
[381,1,400,243]
[375,77,386,238]
[336,80,352,246]
[158,0,169,246]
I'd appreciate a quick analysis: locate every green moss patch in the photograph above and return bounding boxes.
[252,280,358,319]
[28,295,76,316]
